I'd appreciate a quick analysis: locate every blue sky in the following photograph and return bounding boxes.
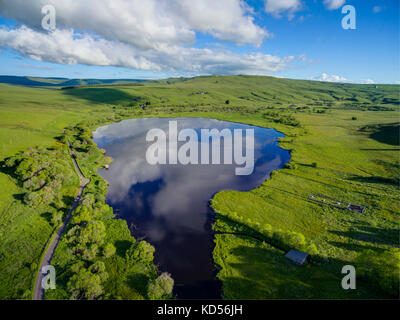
[0,0,398,83]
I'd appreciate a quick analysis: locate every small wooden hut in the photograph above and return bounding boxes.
[285,249,309,265]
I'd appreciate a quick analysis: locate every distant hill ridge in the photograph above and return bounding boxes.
[0,75,148,87]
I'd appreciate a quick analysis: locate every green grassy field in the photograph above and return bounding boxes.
[0,76,398,299]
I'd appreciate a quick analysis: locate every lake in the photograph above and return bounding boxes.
[93,117,291,299]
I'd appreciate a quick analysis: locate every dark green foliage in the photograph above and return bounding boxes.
[23,192,42,207]
[103,243,116,259]
[68,221,106,246]
[284,162,297,169]
[356,248,400,297]
[147,272,174,300]
[126,241,155,265]
[67,268,104,300]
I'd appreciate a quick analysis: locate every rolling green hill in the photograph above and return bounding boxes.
[0,75,398,299]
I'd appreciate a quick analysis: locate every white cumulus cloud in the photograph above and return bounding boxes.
[323,0,346,10]
[0,0,269,48]
[360,79,375,84]
[0,26,298,75]
[264,0,302,18]
[311,74,377,84]
[311,73,347,82]
[0,0,305,75]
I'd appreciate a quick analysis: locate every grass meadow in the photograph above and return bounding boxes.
[0,75,398,299]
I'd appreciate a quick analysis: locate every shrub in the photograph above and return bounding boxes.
[284,162,297,169]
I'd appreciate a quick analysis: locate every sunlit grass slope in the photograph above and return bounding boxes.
[0,75,398,299]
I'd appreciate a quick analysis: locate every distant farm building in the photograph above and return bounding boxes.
[308,193,365,213]
[285,250,309,265]
[347,204,365,213]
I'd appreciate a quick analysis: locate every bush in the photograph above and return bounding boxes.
[284,162,297,170]
[147,273,174,299]
[311,162,318,168]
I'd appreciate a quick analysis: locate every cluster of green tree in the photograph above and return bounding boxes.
[3,147,73,211]
[54,122,174,300]
[356,248,399,297]
[260,225,319,255]
[273,115,301,127]
[262,112,301,127]
[341,103,395,111]
[64,192,115,299]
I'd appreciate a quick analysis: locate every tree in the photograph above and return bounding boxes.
[41,186,56,204]
[89,261,109,282]
[81,244,99,261]
[80,221,106,246]
[103,243,116,259]
[147,273,174,299]
[67,268,104,300]
[225,100,230,104]
[126,241,155,264]
[71,206,93,224]
[23,192,42,207]
[81,193,95,207]
[51,211,63,226]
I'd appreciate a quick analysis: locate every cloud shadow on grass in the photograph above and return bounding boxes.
[62,87,143,105]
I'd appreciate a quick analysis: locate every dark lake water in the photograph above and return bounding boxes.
[93,117,290,299]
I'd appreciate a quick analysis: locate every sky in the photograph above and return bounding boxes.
[0,0,398,83]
